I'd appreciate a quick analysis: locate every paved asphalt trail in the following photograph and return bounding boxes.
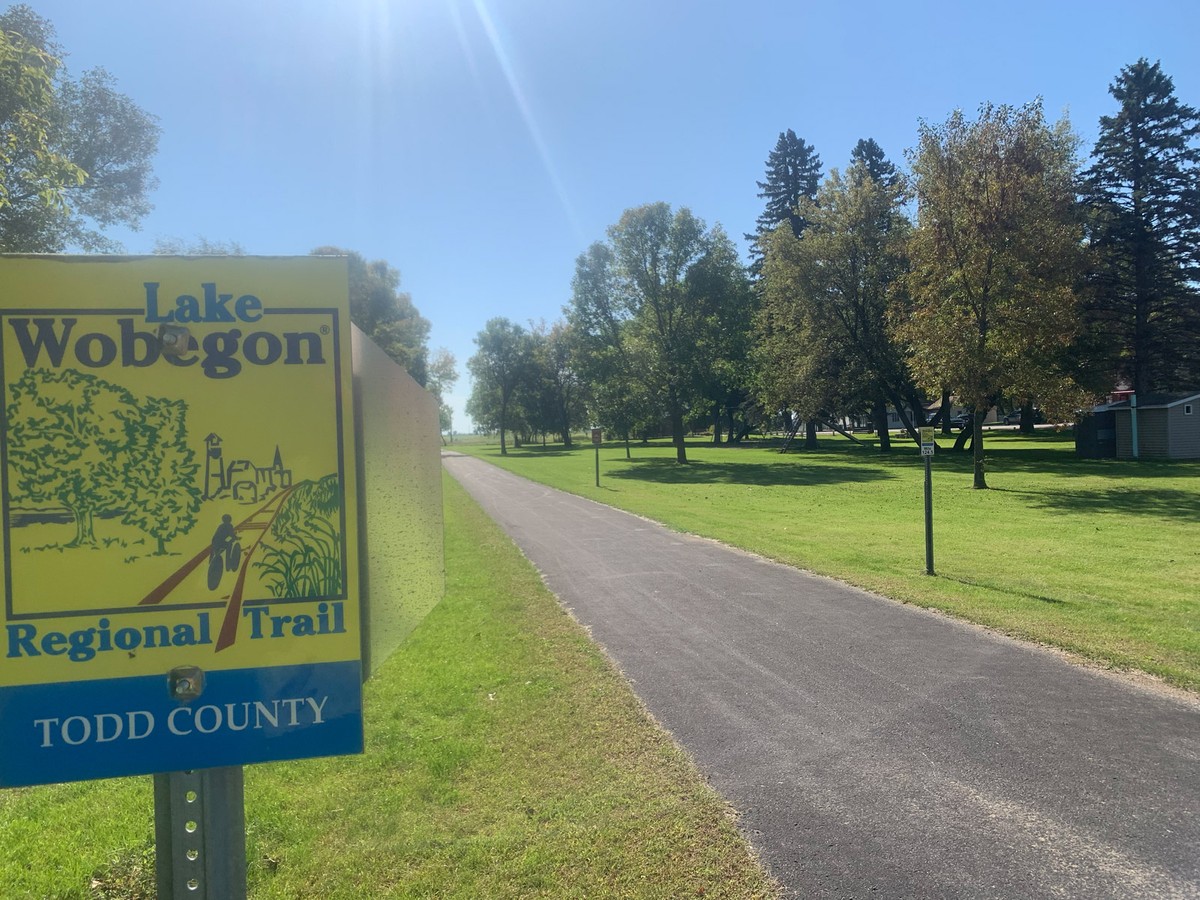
[443,453,1200,899]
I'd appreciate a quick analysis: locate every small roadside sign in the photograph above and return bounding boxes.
[591,428,603,444]
[918,426,935,575]
[0,256,363,788]
[920,426,936,457]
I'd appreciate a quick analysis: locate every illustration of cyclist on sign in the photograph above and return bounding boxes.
[208,514,243,590]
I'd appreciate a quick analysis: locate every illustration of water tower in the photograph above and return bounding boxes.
[204,433,227,499]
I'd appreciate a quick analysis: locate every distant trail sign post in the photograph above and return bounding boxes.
[920,427,935,575]
[0,256,364,898]
[592,427,602,487]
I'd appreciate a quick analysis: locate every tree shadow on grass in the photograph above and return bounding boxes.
[968,431,1200,481]
[482,447,578,459]
[990,485,1200,521]
[607,457,894,487]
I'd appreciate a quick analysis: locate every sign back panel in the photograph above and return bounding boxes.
[0,256,362,787]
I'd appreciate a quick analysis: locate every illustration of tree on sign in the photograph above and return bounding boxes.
[255,474,342,598]
[6,368,201,551]
[121,396,202,554]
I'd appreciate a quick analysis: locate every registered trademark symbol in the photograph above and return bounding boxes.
[320,325,330,335]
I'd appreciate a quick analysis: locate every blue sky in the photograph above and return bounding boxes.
[25,0,1200,429]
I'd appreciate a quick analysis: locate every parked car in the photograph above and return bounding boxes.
[950,412,973,429]
[1003,408,1044,426]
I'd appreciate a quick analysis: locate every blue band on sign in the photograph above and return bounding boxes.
[0,660,363,787]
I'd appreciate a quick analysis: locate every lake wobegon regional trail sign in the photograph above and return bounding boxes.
[0,256,363,788]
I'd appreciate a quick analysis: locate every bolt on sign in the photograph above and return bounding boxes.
[0,256,363,787]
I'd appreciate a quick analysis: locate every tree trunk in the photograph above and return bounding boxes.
[953,417,973,452]
[669,391,688,464]
[940,389,953,436]
[712,403,723,444]
[872,399,891,452]
[499,397,509,456]
[972,409,988,488]
[624,433,631,459]
[70,507,96,547]
[1019,399,1036,435]
[804,419,818,450]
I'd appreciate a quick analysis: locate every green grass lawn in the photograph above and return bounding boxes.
[0,473,778,899]
[455,429,1200,692]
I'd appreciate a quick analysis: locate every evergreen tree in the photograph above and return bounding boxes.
[850,138,900,190]
[756,129,823,238]
[1082,59,1200,394]
[749,130,823,445]
[748,130,822,275]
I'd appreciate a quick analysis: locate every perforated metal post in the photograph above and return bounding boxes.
[154,767,247,900]
[923,455,935,576]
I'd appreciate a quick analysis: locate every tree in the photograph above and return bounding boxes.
[0,5,159,252]
[121,396,202,554]
[901,101,1085,488]
[688,225,758,444]
[527,321,582,446]
[425,347,459,435]
[851,138,900,190]
[758,155,918,451]
[1081,59,1200,394]
[749,130,824,446]
[5,368,198,550]
[311,247,431,384]
[567,241,650,455]
[754,129,823,240]
[153,236,246,255]
[748,129,822,275]
[467,317,532,455]
[570,203,747,464]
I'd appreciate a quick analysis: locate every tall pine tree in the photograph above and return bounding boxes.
[749,130,823,446]
[850,138,900,190]
[748,130,822,275]
[1082,59,1200,394]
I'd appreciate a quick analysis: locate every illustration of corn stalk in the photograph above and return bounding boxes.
[255,474,342,598]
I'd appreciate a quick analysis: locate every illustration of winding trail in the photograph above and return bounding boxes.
[138,486,296,651]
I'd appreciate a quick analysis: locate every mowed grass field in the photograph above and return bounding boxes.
[453,429,1200,692]
[0,474,778,899]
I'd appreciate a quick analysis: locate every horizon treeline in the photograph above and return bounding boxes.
[469,59,1199,485]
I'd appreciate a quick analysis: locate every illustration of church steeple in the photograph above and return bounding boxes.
[204,433,225,499]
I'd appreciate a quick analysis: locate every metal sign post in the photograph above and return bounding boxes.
[592,428,602,487]
[154,767,247,900]
[919,427,935,575]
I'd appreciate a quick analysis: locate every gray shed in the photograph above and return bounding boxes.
[1108,392,1200,460]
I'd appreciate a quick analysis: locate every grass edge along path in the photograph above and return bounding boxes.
[451,434,1200,694]
[0,471,779,899]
